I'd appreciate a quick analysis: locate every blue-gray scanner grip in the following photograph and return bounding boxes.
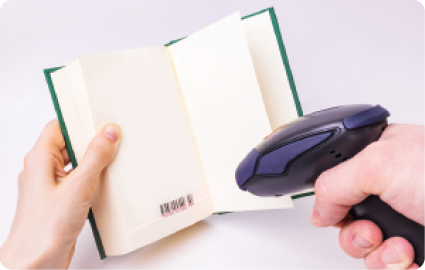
[236,104,424,265]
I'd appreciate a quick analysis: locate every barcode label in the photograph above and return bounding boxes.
[160,194,194,217]
[187,194,194,206]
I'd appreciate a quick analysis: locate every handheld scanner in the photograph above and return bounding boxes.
[236,104,424,265]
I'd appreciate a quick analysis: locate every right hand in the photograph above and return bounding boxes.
[310,124,424,269]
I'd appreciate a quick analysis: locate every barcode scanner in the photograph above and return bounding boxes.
[235,104,424,265]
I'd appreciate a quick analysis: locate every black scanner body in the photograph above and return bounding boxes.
[236,104,424,265]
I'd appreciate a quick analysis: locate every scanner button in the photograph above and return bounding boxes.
[257,132,333,175]
[343,105,390,130]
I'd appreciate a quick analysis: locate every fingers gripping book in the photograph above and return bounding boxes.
[44,8,305,258]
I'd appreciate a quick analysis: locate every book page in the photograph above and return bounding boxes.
[52,47,213,256]
[51,60,96,164]
[242,10,299,130]
[242,10,314,196]
[169,13,293,212]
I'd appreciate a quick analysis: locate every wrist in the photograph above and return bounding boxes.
[0,240,51,269]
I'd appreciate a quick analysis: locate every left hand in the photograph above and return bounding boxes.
[0,120,121,269]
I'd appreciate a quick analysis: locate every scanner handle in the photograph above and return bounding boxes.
[350,196,424,265]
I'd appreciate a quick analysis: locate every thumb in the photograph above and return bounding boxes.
[68,124,121,199]
[311,143,383,227]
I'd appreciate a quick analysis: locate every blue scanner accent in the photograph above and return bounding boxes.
[256,132,333,175]
[343,105,390,130]
[235,149,260,190]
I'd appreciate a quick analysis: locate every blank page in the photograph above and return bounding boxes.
[242,11,313,196]
[169,13,293,212]
[242,11,299,130]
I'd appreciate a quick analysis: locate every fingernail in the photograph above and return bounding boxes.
[310,208,321,225]
[102,124,120,143]
[381,243,402,264]
[353,231,373,249]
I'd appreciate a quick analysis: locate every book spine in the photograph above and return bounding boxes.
[43,68,107,259]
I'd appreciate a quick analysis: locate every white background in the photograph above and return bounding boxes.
[0,0,423,269]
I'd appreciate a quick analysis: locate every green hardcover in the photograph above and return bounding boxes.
[44,68,108,259]
[43,7,309,259]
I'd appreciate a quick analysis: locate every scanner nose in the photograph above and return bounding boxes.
[236,132,334,191]
[256,132,333,175]
[235,149,260,190]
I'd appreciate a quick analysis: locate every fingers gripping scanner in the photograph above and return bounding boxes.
[236,104,424,265]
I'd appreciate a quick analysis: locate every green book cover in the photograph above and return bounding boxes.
[43,7,309,259]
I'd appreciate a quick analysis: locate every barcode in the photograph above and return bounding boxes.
[160,194,194,217]
[187,194,194,206]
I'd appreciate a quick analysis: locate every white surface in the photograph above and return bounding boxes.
[0,0,423,269]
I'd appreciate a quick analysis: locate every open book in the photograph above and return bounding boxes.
[44,7,308,258]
